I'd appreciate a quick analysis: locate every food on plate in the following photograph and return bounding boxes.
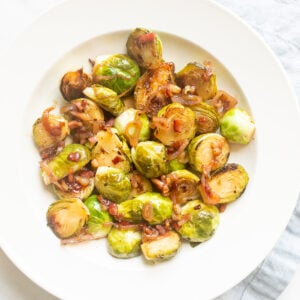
[33,27,255,263]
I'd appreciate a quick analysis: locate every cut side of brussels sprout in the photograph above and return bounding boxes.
[107,227,142,258]
[141,231,181,262]
[92,54,140,95]
[47,198,89,239]
[220,108,255,144]
[188,133,230,174]
[176,200,219,242]
[95,166,131,203]
[126,27,163,69]
[199,163,249,204]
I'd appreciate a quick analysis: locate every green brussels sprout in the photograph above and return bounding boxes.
[52,169,94,200]
[114,108,151,147]
[41,144,91,185]
[60,68,91,101]
[95,166,131,203]
[168,159,186,171]
[46,198,89,239]
[127,171,153,198]
[190,101,219,134]
[126,27,163,69]
[176,200,219,242]
[107,227,142,258]
[117,192,173,225]
[84,195,113,238]
[131,141,168,178]
[141,231,181,262]
[91,128,131,173]
[188,133,230,174]
[153,103,196,146]
[220,108,255,144]
[176,62,217,100]
[33,106,69,150]
[134,62,176,117]
[199,163,249,204]
[92,54,140,95]
[83,84,124,116]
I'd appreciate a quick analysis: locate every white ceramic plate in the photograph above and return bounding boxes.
[0,0,299,299]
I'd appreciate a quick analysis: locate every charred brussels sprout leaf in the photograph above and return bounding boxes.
[220,108,255,144]
[92,54,140,95]
[131,141,168,178]
[126,27,163,69]
[84,195,113,238]
[141,231,181,262]
[95,166,131,203]
[177,200,219,242]
[107,227,142,258]
[41,144,91,185]
[46,198,89,239]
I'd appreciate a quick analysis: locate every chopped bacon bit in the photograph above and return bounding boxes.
[138,32,155,43]
[207,90,237,116]
[167,139,189,160]
[151,178,170,196]
[112,156,122,165]
[70,111,91,121]
[108,203,118,216]
[156,225,167,235]
[41,106,63,136]
[67,152,81,162]
[60,103,78,114]
[176,213,191,227]
[217,203,227,213]
[68,120,83,129]
[151,116,170,130]
[173,119,184,133]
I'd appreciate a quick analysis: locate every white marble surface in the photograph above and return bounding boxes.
[0,0,299,299]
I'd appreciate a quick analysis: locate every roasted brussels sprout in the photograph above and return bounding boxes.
[126,27,163,69]
[153,103,196,146]
[117,192,173,225]
[60,68,91,101]
[52,168,94,200]
[46,198,89,239]
[41,144,91,185]
[176,200,219,242]
[141,231,181,262]
[114,108,151,147]
[95,166,131,203]
[188,133,230,174]
[128,171,153,198]
[199,163,249,204]
[33,107,69,150]
[168,159,186,171]
[131,141,168,178]
[176,62,217,101]
[220,108,255,144]
[91,128,131,173]
[134,62,177,117]
[92,54,140,95]
[84,195,113,238]
[190,101,219,134]
[83,84,124,116]
[107,227,142,258]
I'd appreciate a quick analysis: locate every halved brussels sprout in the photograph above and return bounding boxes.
[60,68,91,101]
[220,108,255,144]
[84,195,113,238]
[176,200,219,242]
[52,169,94,200]
[141,231,181,262]
[117,192,173,225]
[95,166,131,203]
[188,133,230,174]
[126,27,163,69]
[46,198,89,239]
[134,62,176,117]
[176,62,217,100]
[114,108,151,147]
[33,107,69,150]
[107,227,142,258]
[92,54,140,95]
[131,141,168,178]
[91,128,131,173]
[190,101,219,134]
[153,103,197,146]
[83,84,124,116]
[199,163,249,204]
[128,171,153,199]
[41,144,91,185]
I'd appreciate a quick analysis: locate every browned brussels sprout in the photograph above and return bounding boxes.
[126,27,163,69]
[60,68,91,101]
